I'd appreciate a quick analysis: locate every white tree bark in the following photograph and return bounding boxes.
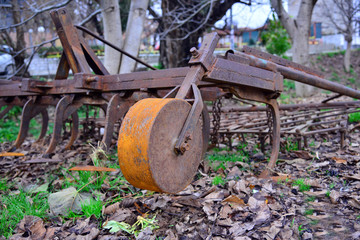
[270,0,318,97]
[99,0,122,74]
[344,39,352,72]
[119,0,149,74]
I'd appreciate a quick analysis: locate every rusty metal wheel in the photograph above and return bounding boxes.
[117,98,205,193]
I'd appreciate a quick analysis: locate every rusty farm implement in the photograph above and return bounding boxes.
[1,8,360,193]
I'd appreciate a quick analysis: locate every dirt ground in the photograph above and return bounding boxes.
[1,49,360,240]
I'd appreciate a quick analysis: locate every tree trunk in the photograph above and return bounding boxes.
[98,0,122,74]
[344,40,351,72]
[344,34,352,72]
[12,0,29,77]
[119,0,149,73]
[270,0,317,97]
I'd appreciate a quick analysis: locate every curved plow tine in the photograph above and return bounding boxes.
[45,95,75,155]
[102,94,133,151]
[0,105,13,120]
[12,99,49,150]
[259,99,280,178]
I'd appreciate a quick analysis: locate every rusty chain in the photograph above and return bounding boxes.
[210,97,222,145]
[266,105,273,144]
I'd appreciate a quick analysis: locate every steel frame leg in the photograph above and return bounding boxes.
[45,95,81,154]
[102,94,132,150]
[12,99,49,150]
[259,99,280,178]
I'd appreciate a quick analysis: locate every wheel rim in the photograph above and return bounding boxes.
[117,98,204,193]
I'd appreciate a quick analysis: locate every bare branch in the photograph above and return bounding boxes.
[0,0,72,31]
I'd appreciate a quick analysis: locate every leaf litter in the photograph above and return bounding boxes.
[1,106,360,239]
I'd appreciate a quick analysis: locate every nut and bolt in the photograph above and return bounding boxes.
[190,47,200,58]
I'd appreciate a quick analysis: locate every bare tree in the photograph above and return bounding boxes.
[120,0,149,74]
[322,0,360,72]
[97,0,122,74]
[270,0,318,97]
[149,0,252,68]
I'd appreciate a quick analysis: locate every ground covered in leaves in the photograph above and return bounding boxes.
[1,49,360,240]
[1,118,360,240]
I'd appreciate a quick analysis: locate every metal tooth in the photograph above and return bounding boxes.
[12,99,49,150]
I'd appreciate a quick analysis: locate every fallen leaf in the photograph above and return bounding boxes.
[102,220,132,234]
[69,165,116,172]
[222,195,245,205]
[344,174,360,181]
[271,174,291,182]
[332,157,347,164]
[103,202,120,215]
[48,187,92,216]
[0,152,24,157]
[330,190,340,204]
[15,215,46,240]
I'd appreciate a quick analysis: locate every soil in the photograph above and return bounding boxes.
[1,50,360,240]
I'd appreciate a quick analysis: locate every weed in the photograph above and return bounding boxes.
[330,72,341,82]
[349,111,360,123]
[348,77,356,84]
[103,215,159,236]
[326,190,330,197]
[283,138,299,151]
[283,79,295,91]
[212,176,226,186]
[326,52,337,58]
[304,209,314,216]
[0,178,10,192]
[67,197,103,219]
[292,179,311,192]
[316,55,322,61]
[298,224,308,233]
[329,182,335,189]
[0,191,49,238]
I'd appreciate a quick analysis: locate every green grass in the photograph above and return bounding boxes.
[67,198,103,219]
[0,191,49,238]
[330,72,341,82]
[212,176,226,186]
[283,79,295,91]
[349,111,360,123]
[292,178,311,192]
[304,209,314,216]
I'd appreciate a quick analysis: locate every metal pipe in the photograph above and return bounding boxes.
[228,50,360,99]
[75,25,156,70]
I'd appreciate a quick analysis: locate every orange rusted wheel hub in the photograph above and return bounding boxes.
[117,98,204,193]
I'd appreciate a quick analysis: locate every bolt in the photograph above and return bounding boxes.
[190,47,200,58]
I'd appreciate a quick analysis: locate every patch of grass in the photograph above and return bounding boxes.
[67,197,103,219]
[330,72,341,82]
[349,111,360,123]
[0,178,10,192]
[0,191,49,238]
[348,77,356,84]
[326,190,331,198]
[283,79,295,91]
[292,178,311,192]
[212,176,226,186]
[283,138,299,151]
[304,209,314,216]
[207,147,249,171]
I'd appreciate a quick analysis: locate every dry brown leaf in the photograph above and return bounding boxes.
[103,202,120,215]
[222,195,245,205]
[332,157,347,164]
[271,174,291,182]
[0,152,25,157]
[344,174,360,181]
[69,165,116,172]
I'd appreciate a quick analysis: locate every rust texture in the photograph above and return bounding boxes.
[1,7,360,192]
